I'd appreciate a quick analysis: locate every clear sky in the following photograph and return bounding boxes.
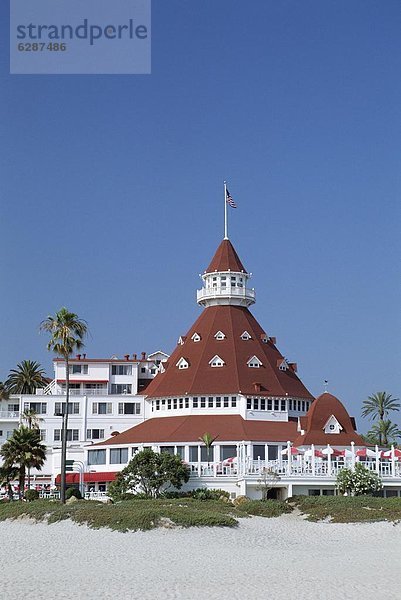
[1,1,400,432]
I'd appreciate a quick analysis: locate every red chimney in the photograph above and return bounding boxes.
[124,354,130,361]
[76,354,81,360]
[141,352,146,360]
[133,353,137,360]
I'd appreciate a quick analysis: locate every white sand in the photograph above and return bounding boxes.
[1,515,400,600]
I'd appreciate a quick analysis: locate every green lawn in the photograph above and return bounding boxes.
[292,495,401,523]
[0,498,290,532]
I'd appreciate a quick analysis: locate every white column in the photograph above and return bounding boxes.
[286,441,292,475]
[375,445,380,474]
[351,441,355,468]
[265,443,268,465]
[327,444,331,476]
[391,445,396,478]
[311,444,316,476]
[197,444,201,476]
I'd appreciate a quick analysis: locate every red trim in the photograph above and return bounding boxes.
[55,472,118,484]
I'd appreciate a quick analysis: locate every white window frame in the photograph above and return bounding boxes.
[214,331,226,340]
[209,355,225,368]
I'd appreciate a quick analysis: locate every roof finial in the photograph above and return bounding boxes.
[324,379,329,393]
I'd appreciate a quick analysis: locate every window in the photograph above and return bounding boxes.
[267,399,272,411]
[87,429,105,440]
[221,445,237,461]
[160,446,174,455]
[173,398,178,409]
[69,364,88,374]
[167,399,172,410]
[111,365,132,375]
[88,449,106,466]
[55,402,80,416]
[156,400,160,411]
[0,431,3,437]
[301,401,306,412]
[176,357,189,370]
[208,397,214,408]
[118,402,140,415]
[201,446,214,462]
[289,399,293,410]
[247,356,262,368]
[39,429,46,441]
[274,400,279,411]
[231,396,237,408]
[110,384,132,394]
[176,446,185,458]
[253,399,259,410]
[6,430,14,439]
[209,355,225,367]
[308,489,321,496]
[200,397,206,408]
[92,402,112,415]
[241,331,251,340]
[53,429,79,442]
[141,367,146,373]
[223,396,229,408]
[214,331,226,340]
[179,398,183,409]
[322,490,335,496]
[268,446,278,460]
[191,333,201,342]
[193,397,198,408]
[247,398,252,409]
[189,446,198,462]
[253,445,265,460]
[216,397,221,408]
[281,400,286,411]
[161,399,166,409]
[185,398,189,408]
[24,402,47,415]
[260,399,266,410]
[110,448,129,464]
[8,404,19,413]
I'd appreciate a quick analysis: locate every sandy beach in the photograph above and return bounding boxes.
[1,514,400,600]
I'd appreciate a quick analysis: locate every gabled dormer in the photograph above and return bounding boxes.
[176,357,190,370]
[247,355,262,368]
[191,332,201,342]
[214,331,226,340]
[241,331,252,340]
[323,415,343,434]
[209,355,225,367]
[277,358,289,371]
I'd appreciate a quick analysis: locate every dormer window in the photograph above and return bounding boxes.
[323,415,343,434]
[214,331,226,340]
[247,356,262,368]
[241,331,251,341]
[176,357,189,370]
[260,334,268,344]
[191,333,201,342]
[209,355,225,367]
[277,359,289,371]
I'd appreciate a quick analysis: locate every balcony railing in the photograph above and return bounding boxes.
[197,286,256,302]
[59,388,108,396]
[0,411,19,420]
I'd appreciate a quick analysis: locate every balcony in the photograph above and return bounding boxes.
[197,285,256,307]
[0,411,20,420]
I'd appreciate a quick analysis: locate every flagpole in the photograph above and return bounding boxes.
[223,181,228,239]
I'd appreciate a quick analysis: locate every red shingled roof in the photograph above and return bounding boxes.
[293,392,365,446]
[96,415,298,445]
[145,305,314,399]
[205,239,247,274]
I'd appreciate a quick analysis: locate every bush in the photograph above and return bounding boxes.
[66,487,82,500]
[336,463,383,496]
[25,489,39,501]
[233,495,250,506]
[191,488,230,501]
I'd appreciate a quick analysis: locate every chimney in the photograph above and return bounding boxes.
[76,354,81,360]
[82,353,87,359]
[141,352,146,360]
[254,383,261,393]
[124,354,130,361]
[132,353,137,361]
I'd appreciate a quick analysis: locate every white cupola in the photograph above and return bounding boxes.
[197,239,256,308]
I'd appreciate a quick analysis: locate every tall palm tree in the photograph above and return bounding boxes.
[362,392,400,445]
[365,420,401,447]
[0,463,19,501]
[21,409,43,488]
[0,426,46,499]
[0,381,9,402]
[5,360,47,394]
[40,307,88,503]
[199,432,218,465]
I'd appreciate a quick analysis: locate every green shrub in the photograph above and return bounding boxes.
[25,489,39,501]
[336,463,383,496]
[191,488,230,501]
[65,487,82,500]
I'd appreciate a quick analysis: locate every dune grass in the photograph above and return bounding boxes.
[292,495,401,523]
[0,497,290,532]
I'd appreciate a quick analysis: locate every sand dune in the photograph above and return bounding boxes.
[1,515,400,600]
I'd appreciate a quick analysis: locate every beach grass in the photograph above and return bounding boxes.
[0,497,290,532]
[292,495,401,523]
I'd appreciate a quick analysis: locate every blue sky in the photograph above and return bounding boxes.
[1,1,400,431]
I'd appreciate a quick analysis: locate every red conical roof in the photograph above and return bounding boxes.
[293,392,365,446]
[145,305,313,399]
[205,239,247,273]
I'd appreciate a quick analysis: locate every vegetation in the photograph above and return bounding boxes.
[0,426,46,499]
[0,497,290,531]
[336,463,382,496]
[362,392,400,445]
[40,307,88,503]
[5,360,47,394]
[66,487,82,500]
[198,432,218,464]
[0,464,19,500]
[364,420,401,447]
[293,495,401,523]
[25,489,39,501]
[109,448,190,500]
[0,381,9,401]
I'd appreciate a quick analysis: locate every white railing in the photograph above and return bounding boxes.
[59,388,108,396]
[197,286,256,302]
[0,411,19,419]
[84,491,109,501]
[41,380,57,395]
[39,491,60,499]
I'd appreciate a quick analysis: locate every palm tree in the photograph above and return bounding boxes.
[21,409,43,488]
[0,463,19,501]
[0,426,46,499]
[199,432,218,465]
[0,381,9,402]
[362,392,400,445]
[40,307,88,503]
[365,420,401,447]
[5,360,47,394]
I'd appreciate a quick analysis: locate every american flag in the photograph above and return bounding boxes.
[225,187,237,208]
